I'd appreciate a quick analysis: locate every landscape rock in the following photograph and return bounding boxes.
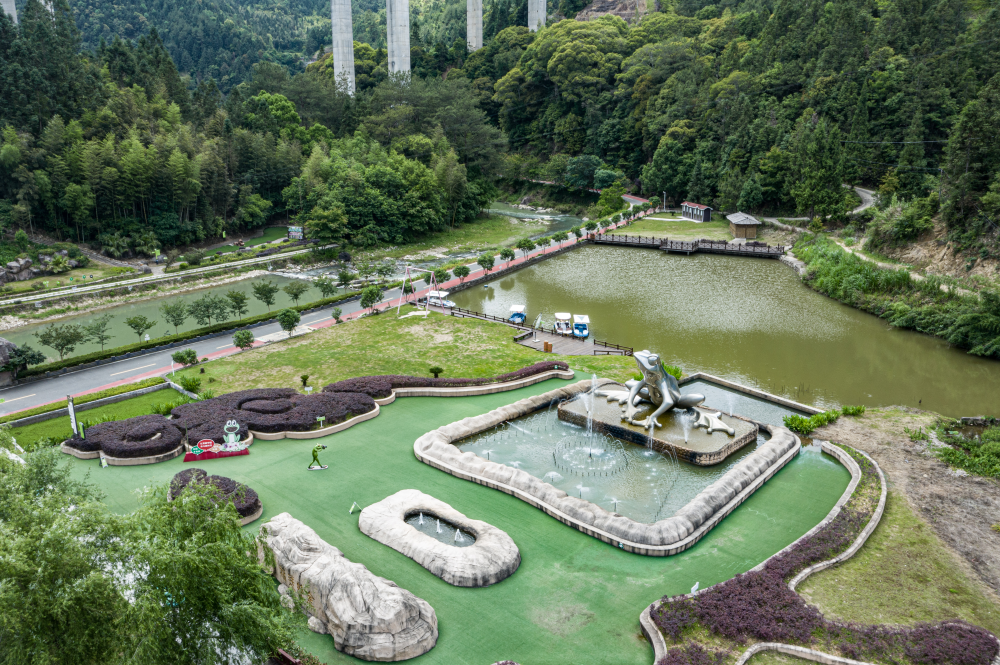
[259,512,438,661]
[360,489,520,587]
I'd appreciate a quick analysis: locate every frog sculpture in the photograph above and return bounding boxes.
[595,350,705,429]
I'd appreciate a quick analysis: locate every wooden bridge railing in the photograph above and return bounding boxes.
[595,234,785,255]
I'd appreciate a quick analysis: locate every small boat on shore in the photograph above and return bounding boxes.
[554,312,572,336]
[509,305,526,325]
[573,314,590,338]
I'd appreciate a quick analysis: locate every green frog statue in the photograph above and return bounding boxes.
[308,443,328,470]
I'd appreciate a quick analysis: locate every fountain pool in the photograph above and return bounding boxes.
[405,512,476,548]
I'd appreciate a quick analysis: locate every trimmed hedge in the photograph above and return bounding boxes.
[322,361,570,398]
[64,414,182,458]
[20,291,363,378]
[0,377,166,424]
[170,388,375,441]
[169,468,261,519]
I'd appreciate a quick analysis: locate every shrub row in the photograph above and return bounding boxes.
[64,414,182,458]
[0,377,166,424]
[169,468,261,519]
[170,388,375,440]
[20,291,362,378]
[782,406,864,435]
[651,446,999,665]
[322,361,570,398]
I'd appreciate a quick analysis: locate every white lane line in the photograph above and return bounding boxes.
[2,393,36,403]
[109,363,156,377]
[306,316,331,323]
[217,344,232,349]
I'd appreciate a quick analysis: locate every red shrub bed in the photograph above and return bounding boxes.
[170,388,375,439]
[169,468,261,519]
[322,361,570,398]
[64,415,183,459]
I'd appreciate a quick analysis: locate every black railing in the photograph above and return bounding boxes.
[595,234,785,256]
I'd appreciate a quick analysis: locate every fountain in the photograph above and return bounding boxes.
[404,512,476,549]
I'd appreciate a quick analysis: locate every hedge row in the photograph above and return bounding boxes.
[0,377,166,424]
[20,290,363,378]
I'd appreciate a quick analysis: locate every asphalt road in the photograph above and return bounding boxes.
[0,287,402,417]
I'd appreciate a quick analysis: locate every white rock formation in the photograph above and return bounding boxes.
[359,489,520,587]
[259,513,438,661]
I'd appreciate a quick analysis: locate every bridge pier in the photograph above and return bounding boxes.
[528,0,545,31]
[1,0,16,23]
[331,0,356,94]
[467,0,483,50]
[386,0,411,73]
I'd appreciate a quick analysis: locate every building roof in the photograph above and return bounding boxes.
[681,201,712,210]
[726,212,761,225]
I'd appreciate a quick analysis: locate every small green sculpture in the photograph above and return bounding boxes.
[308,443,328,470]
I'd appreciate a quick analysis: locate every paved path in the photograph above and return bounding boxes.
[760,186,876,230]
[0,213,663,417]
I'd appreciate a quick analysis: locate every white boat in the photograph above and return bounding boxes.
[426,290,456,308]
[509,305,526,325]
[554,312,572,336]
[572,314,590,339]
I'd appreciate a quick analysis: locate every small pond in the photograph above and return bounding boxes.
[405,512,476,548]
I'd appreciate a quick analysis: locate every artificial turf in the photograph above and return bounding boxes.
[66,375,850,665]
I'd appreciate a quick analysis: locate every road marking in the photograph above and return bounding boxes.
[217,344,232,349]
[2,393,36,403]
[306,316,331,323]
[109,363,156,377]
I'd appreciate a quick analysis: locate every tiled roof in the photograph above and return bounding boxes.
[726,212,761,225]
[681,201,711,210]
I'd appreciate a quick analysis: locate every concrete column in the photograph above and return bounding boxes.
[330,0,356,94]
[528,0,545,31]
[466,0,482,51]
[386,0,410,74]
[2,0,18,23]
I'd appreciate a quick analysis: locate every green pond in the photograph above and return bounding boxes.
[3,274,306,360]
[451,245,1000,418]
[71,377,850,665]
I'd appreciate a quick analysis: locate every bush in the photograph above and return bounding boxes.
[233,329,254,350]
[171,348,198,366]
[841,405,866,416]
[323,361,570,398]
[178,376,202,394]
[783,410,841,434]
[64,414,183,458]
[169,468,262,519]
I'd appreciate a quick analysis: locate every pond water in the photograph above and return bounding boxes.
[456,383,828,524]
[450,245,1000,418]
[4,274,307,360]
[405,512,476,547]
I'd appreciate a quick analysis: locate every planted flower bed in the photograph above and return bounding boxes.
[322,361,570,399]
[650,445,999,665]
[63,414,183,459]
[169,468,262,521]
[170,388,376,441]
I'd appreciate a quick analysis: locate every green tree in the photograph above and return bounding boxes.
[360,285,383,311]
[251,280,279,311]
[791,116,846,221]
[516,238,535,254]
[225,290,249,320]
[233,329,255,350]
[13,229,29,252]
[189,294,229,326]
[315,276,338,298]
[433,268,450,285]
[434,150,467,227]
[171,348,198,366]
[304,203,346,245]
[159,301,189,335]
[1,344,46,380]
[336,270,353,289]
[124,315,157,342]
[276,308,301,336]
[82,314,115,351]
[477,253,495,274]
[737,176,764,213]
[453,265,470,282]
[34,323,87,360]
[500,247,516,267]
[332,307,343,323]
[282,280,311,305]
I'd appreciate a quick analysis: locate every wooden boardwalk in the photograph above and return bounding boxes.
[594,234,786,258]
[429,306,632,356]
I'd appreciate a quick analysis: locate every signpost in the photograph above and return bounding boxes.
[288,226,304,240]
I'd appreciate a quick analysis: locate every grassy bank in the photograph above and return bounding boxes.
[799,490,1000,635]
[794,234,1000,359]
[173,305,638,393]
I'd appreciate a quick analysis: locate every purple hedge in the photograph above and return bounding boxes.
[64,415,183,458]
[169,467,261,519]
[652,446,1000,665]
[170,388,376,439]
[322,361,570,398]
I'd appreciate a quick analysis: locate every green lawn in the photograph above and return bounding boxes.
[177,306,641,395]
[389,214,548,259]
[13,389,191,450]
[67,375,850,665]
[798,490,1000,635]
[205,226,290,257]
[622,217,732,241]
[9,264,130,294]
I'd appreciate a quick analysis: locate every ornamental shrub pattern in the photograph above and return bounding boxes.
[64,414,183,458]
[170,388,376,439]
[322,361,570,398]
[652,447,1000,665]
[169,468,261,519]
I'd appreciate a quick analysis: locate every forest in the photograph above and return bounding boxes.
[1,0,999,258]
